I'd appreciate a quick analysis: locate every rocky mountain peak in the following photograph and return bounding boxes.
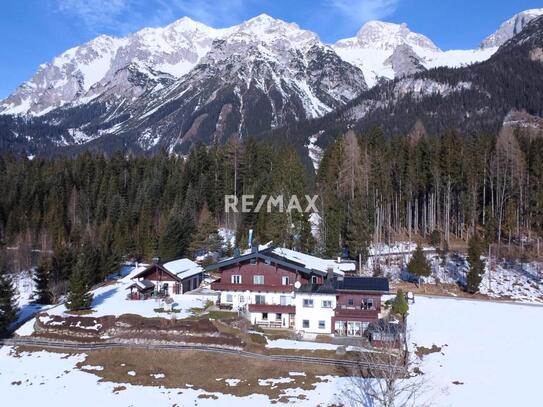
[481,8,543,48]
[353,20,440,52]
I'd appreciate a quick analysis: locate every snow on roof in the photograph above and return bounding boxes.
[126,280,155,291]
[120,264,150,283]
[162,258,203,280]
[270,247,352,275]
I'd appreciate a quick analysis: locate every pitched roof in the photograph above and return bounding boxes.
[269,247,354,275]
[162,258,203,280]
[126,280,155,291]
[205,245,354,276]
[131,258,203,282]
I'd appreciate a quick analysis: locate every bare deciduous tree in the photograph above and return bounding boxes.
[340,324,431,407]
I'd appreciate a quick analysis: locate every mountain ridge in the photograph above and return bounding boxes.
[1,10,542,158]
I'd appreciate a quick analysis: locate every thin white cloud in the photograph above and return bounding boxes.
[328,0,399,23]
[55,0,249,34]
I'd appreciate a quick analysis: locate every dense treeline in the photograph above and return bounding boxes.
[1,125,542,283]
[316,127,543,259]
[0,138,312,277]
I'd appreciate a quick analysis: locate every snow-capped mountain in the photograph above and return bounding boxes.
[332,20,496,87]
[481,8,543,48]
[89,15,367,152]
[1,10,542,157]
[0,17,224,116]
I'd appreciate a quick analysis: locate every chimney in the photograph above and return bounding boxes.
[326,267,334,281]
[248,229,253,247]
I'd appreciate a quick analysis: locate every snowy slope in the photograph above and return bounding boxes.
[409,296,543,406]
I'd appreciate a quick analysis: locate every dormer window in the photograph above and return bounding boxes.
[311,276,318,284]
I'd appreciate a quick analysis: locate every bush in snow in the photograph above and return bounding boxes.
[408,244,431,278]
[392,290,409,323]
[0,253,17,336]
[466,234,484,293]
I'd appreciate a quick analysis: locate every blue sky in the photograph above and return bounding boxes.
[1,0,541,98]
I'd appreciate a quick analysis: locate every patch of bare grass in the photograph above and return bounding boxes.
[80,348,345,401]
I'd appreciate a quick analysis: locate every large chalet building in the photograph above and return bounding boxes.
[207,246,389,336]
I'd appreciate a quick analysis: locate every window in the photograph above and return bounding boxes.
[281,276,289,285]
[238,295,244,303]
[322,300,332,308]
[311,276,318,284]
[255,294,266,304]
[347,298,354,306]
[318,320,326,329]
[302,320,310,329]
[303,299,314,308]
[226,294,233,303]
[253,275,265,285]
[363,298,374,309]
[262,312,268,320]
[275,313,282,321]
[231,275,242,284]
[280,295,288,306]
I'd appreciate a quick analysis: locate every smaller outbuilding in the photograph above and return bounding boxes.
[366,320,403,349]
[129,258,203,299]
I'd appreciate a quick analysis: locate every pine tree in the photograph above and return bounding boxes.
[66,252,93,311]
[466,234,484,293]
[392,290,409,323]
[298,212,316,253]
[408,244,431,277]
[344,193,370,269]
[0,255,17,336]
[33,260,53,305]
[189,218,223,257]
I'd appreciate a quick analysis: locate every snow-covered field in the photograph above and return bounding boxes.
[3,295,542,406]
[265,338,339,350]
[16,275,204,336]
[409,296,543,406]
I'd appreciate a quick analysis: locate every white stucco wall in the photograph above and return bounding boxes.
[219,290,295,310]
[294,292,336,334]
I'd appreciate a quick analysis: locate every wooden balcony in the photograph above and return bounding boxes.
[334,307,378,321]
